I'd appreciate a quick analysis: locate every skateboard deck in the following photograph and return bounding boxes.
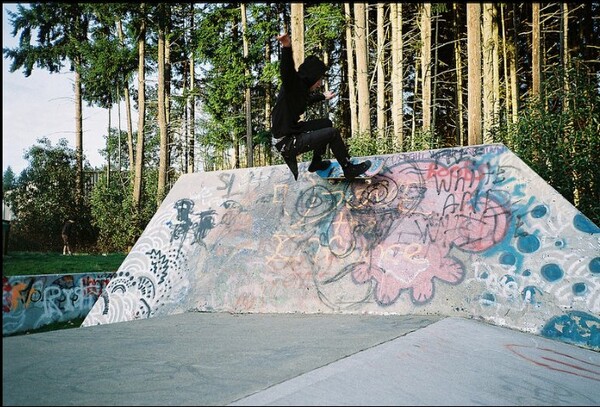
[316,158,384,184]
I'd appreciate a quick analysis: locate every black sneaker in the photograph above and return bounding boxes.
[308,159,331,172]
[343,160,372,180]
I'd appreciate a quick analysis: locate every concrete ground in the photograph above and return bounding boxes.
[3,313,599,406]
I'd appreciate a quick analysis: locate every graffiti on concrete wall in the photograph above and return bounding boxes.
[3,273,113,336]
[82,144,599,350]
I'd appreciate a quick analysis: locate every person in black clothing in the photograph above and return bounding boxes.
[61,218,75,255]
[272,33,371,181]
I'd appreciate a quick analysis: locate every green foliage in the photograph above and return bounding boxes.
[3,167,17,192]
[3,3,94,76]
[346,131,380,157]
[90,174,135,252]
[5,138,88,252]
[407,129,442,152]
[90,167,158,252]
[101,128,132,171]
[304,4,345,55]
[496,64,600,226]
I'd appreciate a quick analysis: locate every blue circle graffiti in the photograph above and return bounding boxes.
[541,263,564,282]
[499,252,516,266]
[530,205,547,218]
[572,282,586,296]
[573,213,600,234]
[517,234,540,253]
[590,257,600,275]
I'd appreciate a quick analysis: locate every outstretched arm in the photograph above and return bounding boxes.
[277,33,295,87]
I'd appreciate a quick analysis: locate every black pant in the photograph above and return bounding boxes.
[293,119,351,163]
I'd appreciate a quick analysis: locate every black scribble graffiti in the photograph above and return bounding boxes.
[147,248,169,285]
[222,200,241,210]
[101,291,109,315]
[169,199,219,248]
[170,199,195,244]
[295,185,340,222]
[192,210,217,244]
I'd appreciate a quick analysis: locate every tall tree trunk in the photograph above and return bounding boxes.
[500,4,511,127]
[376,2,386,141]
[241,3,253,167]
[133,9,146,216]
[290,3,304,69]
[467,3,482,145]
[187,6,195,173]
[164,10,171,177]
[187,57,195,173]
[390,3,403,150]
[532,2,541,100]
[482,3,494,143]
[157,18,168,207]
[492,4,500,135]
[420,3,432,133]
[117,19,134,173]
[453,3,465,146]
[561,3,570,114]
[232,16,240,169]
[264,24,273,165]
[116,89,122,172]
[344,3,358,136]
[124,86,134,172]
[411,60,419,148]
[354,2,371,135]
[431,5,440,141]
[74,64,83,206]
[510,4,519,124]
[106,109,111,186]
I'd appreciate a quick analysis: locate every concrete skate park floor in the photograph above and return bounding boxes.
[3,312,599,406]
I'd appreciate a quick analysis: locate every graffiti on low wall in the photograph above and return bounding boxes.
[82,144,599,350]
[3,273,113,336]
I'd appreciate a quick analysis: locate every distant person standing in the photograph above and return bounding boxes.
[61,219,75,255]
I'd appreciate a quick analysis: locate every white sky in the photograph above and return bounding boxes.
[2,3,128,176]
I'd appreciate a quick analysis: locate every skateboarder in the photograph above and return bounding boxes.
[271,33,371,181]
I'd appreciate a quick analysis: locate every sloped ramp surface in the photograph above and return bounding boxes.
[3,313,599,406]
[82,144,599,350]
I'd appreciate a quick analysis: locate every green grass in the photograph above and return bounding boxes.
[2,251,127,276]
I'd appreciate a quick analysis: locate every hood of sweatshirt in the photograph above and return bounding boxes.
[297,55,327,87]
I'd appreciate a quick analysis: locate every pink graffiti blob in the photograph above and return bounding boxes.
[328,160,510,305]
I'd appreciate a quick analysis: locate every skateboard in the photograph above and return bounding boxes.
[316,158,385,184]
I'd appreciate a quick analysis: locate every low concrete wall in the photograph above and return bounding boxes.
[3,272,114,336]
[82,144,599,350]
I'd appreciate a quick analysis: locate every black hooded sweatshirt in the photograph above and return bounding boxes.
[271,47,327,138]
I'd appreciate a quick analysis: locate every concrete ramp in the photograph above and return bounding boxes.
[82,144,599,350]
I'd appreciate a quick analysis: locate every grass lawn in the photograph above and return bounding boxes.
[2,251,127,277]
[4,317,86,337]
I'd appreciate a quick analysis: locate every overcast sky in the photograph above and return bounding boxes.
[3,3,127,176]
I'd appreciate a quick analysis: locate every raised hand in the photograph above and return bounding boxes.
[276,33,291,47]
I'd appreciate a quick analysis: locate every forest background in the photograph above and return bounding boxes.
[2,3,599,254]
